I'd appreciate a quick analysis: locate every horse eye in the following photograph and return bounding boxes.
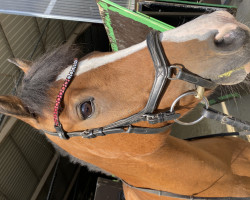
[80,100,93,120]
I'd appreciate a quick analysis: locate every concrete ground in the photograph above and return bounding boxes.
[171,0,250,140]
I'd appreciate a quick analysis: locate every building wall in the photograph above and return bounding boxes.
[0,14,83,199]
[0,14,79,95]
[0,120,55,200]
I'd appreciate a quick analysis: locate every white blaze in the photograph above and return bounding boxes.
[57,12,224,80]
[56,41,147,81]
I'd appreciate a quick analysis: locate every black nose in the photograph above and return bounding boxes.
[214,28,248,51]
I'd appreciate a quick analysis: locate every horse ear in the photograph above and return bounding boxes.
[0,96,38,128]
[8,58,32,74]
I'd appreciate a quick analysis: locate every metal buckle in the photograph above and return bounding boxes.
[142,112,181,124]
[143,114,159,124]
[170,91,209,125]
[95,128,105,136]
[127,125,133,133]
[54,125,69,140]
[82,130,96,138]
[81,128,106,138]
[167,65,182,80]
[221,116,230,124]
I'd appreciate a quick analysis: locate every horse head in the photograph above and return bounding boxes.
[3,11,249,132]
[1,11,250,198]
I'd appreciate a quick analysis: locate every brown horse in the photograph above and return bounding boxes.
[2,11,250,199]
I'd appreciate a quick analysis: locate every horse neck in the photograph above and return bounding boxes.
[47,129,227,197]
[46,92,202,196]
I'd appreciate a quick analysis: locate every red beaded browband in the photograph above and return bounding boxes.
[54,58,78,139]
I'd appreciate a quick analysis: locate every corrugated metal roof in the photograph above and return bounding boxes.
[0,13,87,199]
[0,0,135,23]
[0,25,20,95]
[1,15,44,59]
[0,13,80,96]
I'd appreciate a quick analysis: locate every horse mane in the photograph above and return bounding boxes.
[18,45,82,116]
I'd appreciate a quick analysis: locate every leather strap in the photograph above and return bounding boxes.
[123,180,250,200]
[142,112,180,124]
[102,30,171,130]
[168,66,217,89]
[184,131,250,141]
[202,107,250,131]
[44,124,172,139]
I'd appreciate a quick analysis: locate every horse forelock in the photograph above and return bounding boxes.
[19,45,81,116]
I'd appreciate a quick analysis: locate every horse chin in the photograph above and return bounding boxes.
[212,68,247,85]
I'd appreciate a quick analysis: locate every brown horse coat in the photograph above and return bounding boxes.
[1,11,250,199]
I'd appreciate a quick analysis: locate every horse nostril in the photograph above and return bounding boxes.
[215,32,234,45]
[214,27,248,51]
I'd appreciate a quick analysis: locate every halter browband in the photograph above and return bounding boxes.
[53,58,78,139]
[46,30,250,140]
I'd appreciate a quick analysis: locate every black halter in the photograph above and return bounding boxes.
[46,30,250,140]
[44,31,250,199]
[46,31,221,140]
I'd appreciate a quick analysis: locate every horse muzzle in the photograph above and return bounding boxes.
[214,27,249,52]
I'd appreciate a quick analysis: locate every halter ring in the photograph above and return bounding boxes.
[170,91,209,125]
[167,65,182,80]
